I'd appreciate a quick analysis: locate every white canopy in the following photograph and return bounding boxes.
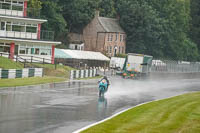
[55,49,110,61]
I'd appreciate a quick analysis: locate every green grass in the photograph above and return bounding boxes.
[27,63,75,78]
[0,56,23,69]
[77,76,103,80]
[82,92,200,133]
[0,76,66,87]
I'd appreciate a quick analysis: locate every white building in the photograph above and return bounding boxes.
[0,0,61,64]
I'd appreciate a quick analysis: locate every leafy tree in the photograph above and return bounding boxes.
[59,0,100,33]
[28,0,42,9]
[116,0,199,61]
[40,0,67,42]
[98,0,116,17]
[190,0,200,51]
[27,0,42,18]
[116,0,165,58]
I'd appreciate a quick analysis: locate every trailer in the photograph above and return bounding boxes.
[110,57,126,70]
[122,53,153,79]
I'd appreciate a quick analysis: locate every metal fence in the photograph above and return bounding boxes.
[151,60,200,73]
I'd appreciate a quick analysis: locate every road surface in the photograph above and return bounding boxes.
[0,77,200,133]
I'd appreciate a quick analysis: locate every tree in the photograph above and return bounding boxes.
[115,0,199,61]
[59,0,100,33]
[28,0,42,9]
[116,0,165,58]
[40,0,67,42]
[190,0,200,51]
[98,0,116,17]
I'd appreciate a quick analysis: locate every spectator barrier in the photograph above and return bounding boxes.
[0,68,43,79]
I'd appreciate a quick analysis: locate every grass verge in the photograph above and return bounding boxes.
[82,92,200,133]
[76,76,103,80]
[27,63,75,78]
[0,56,23,69]
[0,76,66,88]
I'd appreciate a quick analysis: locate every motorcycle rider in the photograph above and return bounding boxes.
[99,76,110,87]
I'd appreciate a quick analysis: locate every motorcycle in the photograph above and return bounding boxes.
[98,79,108,97]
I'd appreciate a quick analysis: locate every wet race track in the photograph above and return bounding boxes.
[0,77,200,133]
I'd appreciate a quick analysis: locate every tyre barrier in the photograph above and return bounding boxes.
[0,68,43,79]
[70,69,97,80]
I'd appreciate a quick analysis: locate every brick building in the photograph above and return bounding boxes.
[83,11,126,57]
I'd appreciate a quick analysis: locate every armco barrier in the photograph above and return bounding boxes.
[0,68,43,79]
[70,69,97,79]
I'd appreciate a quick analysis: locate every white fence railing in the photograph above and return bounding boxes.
[0,68,43,79]
[70,69,97,80]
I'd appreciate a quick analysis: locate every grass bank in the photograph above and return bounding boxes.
[82,92,200,133]
[0,76,66,88]
[28,63,75,78]
[77,76,103,80]
[0,56,23,69]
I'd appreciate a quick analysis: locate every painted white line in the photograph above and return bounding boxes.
[73,92,197,133]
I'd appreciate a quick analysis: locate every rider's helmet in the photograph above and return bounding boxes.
[103,76,107,79]
[102,79,106,83]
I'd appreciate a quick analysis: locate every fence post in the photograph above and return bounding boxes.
[55,59,57,70]
[31,56,33,63]
[16,55,18,62]
[24,59,26,68]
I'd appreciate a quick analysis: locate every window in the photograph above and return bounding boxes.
[26,26,37,33]
[110,34,113,41]
[18,2,23,5]
[120,34,123,42]
[0,0,24,10]
[12,25,21,32]
[0,46,10,53]
[12,4,23,11]
[123,35,126,42]
[109,46,112,53]
[0,43,10,53]
[107,34,113,42]
[40,49,51,55]
[6,22,11,31]
[0,46,3,52]
[19,48,26,54]
[115,34,118,41]
[1,3,10,9]
[5,0,11,3]
[0,21,5,30]
[35,48,39,55]
[12,1,18,4]
[26,48,29,54]
[107,34,110,41]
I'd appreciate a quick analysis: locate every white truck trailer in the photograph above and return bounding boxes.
[122,53,153,78]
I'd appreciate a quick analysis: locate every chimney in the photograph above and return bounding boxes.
[95,10,100,17]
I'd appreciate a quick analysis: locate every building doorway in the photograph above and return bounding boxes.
[0,21,5,30]
[15,45,19,55]
[114,46,117,57]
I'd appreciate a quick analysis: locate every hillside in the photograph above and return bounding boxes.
[0,56,23,69]
[0,57,74,78]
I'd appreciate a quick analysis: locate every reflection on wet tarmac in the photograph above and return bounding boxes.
[97,96,107,119]
[0,77,200,133]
